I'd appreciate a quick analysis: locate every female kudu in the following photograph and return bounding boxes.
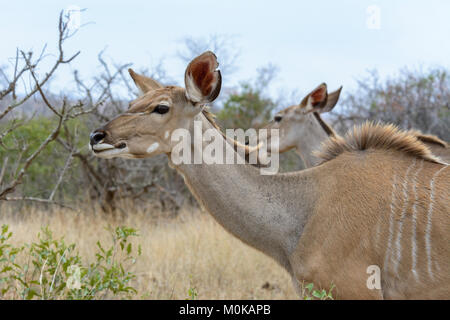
[90,52,449,299]
[264,83,449,167]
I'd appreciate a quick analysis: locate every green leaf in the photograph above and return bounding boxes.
[305,283,314,292]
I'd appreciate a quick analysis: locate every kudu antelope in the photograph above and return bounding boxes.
[90,52,450,299]
[263,83,449,167]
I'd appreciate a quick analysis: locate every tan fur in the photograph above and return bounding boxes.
[313,112,336,137]
[264,84,449,167]
[314,122,443,165]
[412,131,448,148]
[290,151,449,299]
[408,130,449,163]
[90,52,450,299]
[202,108,261,159]
[259,84,341,167]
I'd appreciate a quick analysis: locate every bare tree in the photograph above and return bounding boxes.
[177,34,240,79]
[0,22,303,214]
[330,67,450,140]
[0,12,100,210]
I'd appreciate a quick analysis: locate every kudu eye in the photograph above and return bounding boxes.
[153,104,170,115]
[274,115,282,122]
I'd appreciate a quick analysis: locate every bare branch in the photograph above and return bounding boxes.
[0,11,80,121]
[4,196,77,211]
[0,119,24,147]
[48,150,74,201]
[177,34,241,77]
[20,50,62,117]
[0,104,66,199]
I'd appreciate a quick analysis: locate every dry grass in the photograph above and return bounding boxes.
[0,205,298,300]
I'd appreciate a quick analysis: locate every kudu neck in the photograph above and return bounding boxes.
[295,113,332,168]
[169,113,318,272]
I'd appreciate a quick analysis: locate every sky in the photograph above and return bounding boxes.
[1,0,449,105]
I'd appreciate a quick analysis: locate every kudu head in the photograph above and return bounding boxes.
[268,83,342,153]
[89,51,221,159]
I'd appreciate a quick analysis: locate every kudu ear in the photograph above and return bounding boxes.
[128,68,163,94]
[321,86,342,113]
[184,51,222,104]
[299,83,328,113]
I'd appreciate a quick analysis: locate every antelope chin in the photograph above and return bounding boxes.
[92,143,115,151]
[90,143,133,159]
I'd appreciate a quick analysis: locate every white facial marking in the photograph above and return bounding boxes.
[425,164,448,279]
[94,146,130,159]
[393,159,416,274]
[92,143,115,151]
[164,131,170,140]
[122,112,147,116]
[146,142,160,154]
[158,101,170,106]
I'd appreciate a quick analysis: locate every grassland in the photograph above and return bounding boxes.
[0,204,298,299]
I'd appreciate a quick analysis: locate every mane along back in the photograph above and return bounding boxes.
[408,130,448,148]
[315,122,444,164]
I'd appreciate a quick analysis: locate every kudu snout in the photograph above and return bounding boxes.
[90,129,106,146]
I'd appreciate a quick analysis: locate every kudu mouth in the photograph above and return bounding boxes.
[89,129,128,157]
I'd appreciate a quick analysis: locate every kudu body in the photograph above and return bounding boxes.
[264,83,449,167]
[90,52,449,299]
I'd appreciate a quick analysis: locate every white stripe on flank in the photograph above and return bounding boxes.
[411,160,424,281]
[393,159,416,274]
[425,165,448,279]
[384,175,397,273]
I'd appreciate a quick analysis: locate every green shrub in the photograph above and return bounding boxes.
[217,83,275,130]
[0,116,90,200]
[0,224,141,300]
[303,282,335,300]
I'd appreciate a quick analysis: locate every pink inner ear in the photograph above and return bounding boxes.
[190,60,214,97]
[311,87,327,106]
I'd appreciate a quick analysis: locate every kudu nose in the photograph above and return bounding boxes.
[90,130,106,145]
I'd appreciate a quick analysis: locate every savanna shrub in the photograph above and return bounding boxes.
[0,224,141,300]
[0,116,90,200]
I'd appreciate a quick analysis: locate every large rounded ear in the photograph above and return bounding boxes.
[184,51,222,104]
[321,86,342,113]
[299,83,328,112]
[128,68,163,94]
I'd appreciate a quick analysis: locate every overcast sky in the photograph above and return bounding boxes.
[1,0,449,104]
